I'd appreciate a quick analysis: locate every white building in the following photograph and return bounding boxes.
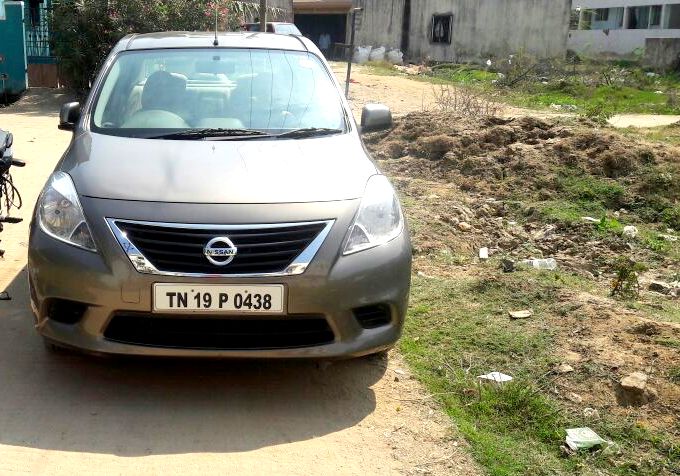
[569,0,680,55]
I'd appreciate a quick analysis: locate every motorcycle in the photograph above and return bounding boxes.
[0,129,25,285]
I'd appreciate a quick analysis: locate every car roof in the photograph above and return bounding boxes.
[118,31,311,52]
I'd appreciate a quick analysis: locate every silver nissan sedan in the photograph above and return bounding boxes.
[27,32,411,358]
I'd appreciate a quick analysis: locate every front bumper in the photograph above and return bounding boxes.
[28,197,412,358]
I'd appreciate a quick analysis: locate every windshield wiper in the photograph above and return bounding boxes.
[149,128,270,140]
[275,127,344,139]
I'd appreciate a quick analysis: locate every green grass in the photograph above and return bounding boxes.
[534,199,606,224]
[400,271,679,475]
[507,85,679,115]
[364,58,680,115]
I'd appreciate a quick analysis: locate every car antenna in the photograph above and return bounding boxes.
[213,2,219,46]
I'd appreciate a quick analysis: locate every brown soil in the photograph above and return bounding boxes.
[365,113,679,277]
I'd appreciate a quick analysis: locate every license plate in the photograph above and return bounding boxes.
[153,284,284,313]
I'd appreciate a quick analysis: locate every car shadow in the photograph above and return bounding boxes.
[0,268,385,456]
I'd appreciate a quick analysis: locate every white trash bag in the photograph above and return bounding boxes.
[353,46,372,64]
[386,49,404,65]
[369,46,386,62]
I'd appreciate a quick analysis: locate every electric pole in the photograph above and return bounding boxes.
[259,0,267,32]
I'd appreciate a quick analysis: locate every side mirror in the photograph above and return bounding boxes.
[59,102,81,131]
[360,103,392,133]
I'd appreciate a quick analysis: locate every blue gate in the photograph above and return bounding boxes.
[0,1,28,96]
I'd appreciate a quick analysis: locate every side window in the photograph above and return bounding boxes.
[431,14,453,44]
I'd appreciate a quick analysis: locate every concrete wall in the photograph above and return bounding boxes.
[352,0,571,62]
[408,0,571,63]
[354,0,404,49]
[574,0,680,8]
[644,37,680,70]
[569,28,680,55]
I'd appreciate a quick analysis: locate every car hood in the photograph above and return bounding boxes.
[62,132,377,203]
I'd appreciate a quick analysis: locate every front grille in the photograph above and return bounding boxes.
[353,304,392,329]
[114,220,327,275]
[104,313,335,350]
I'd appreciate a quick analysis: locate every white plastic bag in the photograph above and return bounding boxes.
[353,46,372,64]
[369,46,386,62]
[386,49,404,65]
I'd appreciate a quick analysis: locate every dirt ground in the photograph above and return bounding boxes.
[363,111,680,456]
[0,90,481,475]
[331,62,680,129]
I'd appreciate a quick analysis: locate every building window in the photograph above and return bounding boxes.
[594,8,609,22]
[650,5,662,28]
[668,4,680,28]
[431,14,452,44]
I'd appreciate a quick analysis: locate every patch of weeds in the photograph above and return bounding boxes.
[610,257,647,299]
[668,366,680,384]
[597,216,624,235]
[642,234,671,254]
[536,199,606,224]
[558,175,626,210]
[662,206,680,230]
[401,273,583,475]
[655,338,680,349]
[580,98,614,124]
[596,418,680,474]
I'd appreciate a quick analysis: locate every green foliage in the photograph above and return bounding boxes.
[580,98,614,123]
[50,0,281,93]
[597,216,624,234]
[661,206,680,230]
[610,257,647,300]
[558,175,626,210]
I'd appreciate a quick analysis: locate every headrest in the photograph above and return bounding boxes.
[141,71,187,110]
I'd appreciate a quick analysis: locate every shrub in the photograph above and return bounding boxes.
[50,0,282,94]
[661,206,680,230]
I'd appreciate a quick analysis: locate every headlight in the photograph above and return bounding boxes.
[343,174,403,255]
[38,172,97,251]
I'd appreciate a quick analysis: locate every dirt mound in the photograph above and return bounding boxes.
[366,113,668,188]
[365,113,680,278]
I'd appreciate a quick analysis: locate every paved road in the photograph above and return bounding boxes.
[0,90,478,476]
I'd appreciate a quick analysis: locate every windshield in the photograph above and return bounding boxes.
[91,48,346,138]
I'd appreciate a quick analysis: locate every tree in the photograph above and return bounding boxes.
[50,0,282,94]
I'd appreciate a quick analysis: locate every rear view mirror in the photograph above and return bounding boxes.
[360,103,392,133]
[59,102,81,131]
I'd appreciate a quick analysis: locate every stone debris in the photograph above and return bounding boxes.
[648,281,680,297]
[457,222,472,232]
[567,392,583,404]
[616,372,658,407]
[622,225,638,239]
[556,363,575,374]
[508,309,533,319]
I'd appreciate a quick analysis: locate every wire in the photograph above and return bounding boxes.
[0,171,22,218]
